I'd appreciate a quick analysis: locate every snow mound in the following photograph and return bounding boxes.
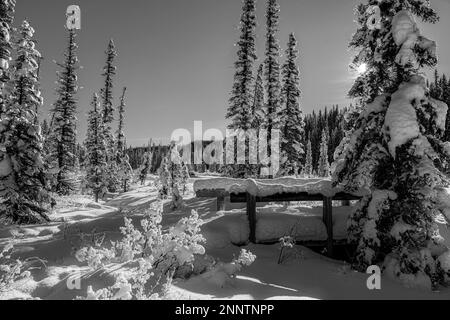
[384,76,425,158]
[438,251,450,274]
[392,10,436,69]
[256,212,327,242]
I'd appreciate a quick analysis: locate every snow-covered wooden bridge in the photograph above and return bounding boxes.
[194,177,365,256]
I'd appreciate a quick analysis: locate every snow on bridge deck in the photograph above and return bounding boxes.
[194,177,367,198]
[194,177,367,256]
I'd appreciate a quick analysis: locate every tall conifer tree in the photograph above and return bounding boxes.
[333,0,450,289]
[0,0,16,116]
[251,63,265,129]
[85,94,107,202]
[279,33,304,175]
[226,0,257,131]
[264,0,282,177]
[48,29,79,195]
[0,20,51,223]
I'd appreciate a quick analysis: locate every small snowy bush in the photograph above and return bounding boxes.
[75,203,206,300]
[278,236,295,265]
[0,241,44,292]
[200,249,256,288]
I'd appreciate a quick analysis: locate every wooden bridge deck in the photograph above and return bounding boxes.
[195,184,362,257]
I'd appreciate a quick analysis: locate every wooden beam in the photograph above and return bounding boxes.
[323,196,334,257]
[332,193,362,201]
[230,192,361,203]
[247,192,257,244]
[196,189,228,198]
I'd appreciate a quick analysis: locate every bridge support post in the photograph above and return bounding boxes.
[323,196,333,257]
[247,192,257,244]
[217,196,225,211]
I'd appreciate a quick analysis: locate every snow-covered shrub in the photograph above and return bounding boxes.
[199,249,256,288]
[0,241,44,292]
[75,203,206,299]
[278,236,295,265]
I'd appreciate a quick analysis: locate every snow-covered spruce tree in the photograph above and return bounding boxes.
[116,87,127,159]
[279,33,304,176]
[180,161,190,195]
[303,139,313,177]
[0,20,51,224]
[139,144,153,186]
[318,129,330,178]
[101,39,116,129]
[168,143,184,210]
[225,0,258,178]
[263,0,282,177]
[0,0,15,116]
[157,154,170,199]
[48,29,79,195]
[85,94,107,203]
[226,0,257,131]
[251,63,265,129]
[100,39,120,192]
[119,154,132,193]
[115,87,132,192]
[332,0,450,289]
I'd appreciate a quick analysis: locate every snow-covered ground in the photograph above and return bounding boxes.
[1,176,450,300]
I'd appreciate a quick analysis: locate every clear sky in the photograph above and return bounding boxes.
[14,0,450,146]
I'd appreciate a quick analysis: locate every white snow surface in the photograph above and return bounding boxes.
[1,176,450,300]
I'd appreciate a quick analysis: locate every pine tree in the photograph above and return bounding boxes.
[226,0,257,131]
[101,39,117,126]
[115,87,132,192]
[304,139,313,177]
[139,148,153,186]
[180,161,190,195]
[116,87,127,158]
[263,0,282,178]
[225,0,260,178]
[118,153,132,192]
[0,0,16,116]
[279,33,304,175]
[85,94,107,202]
[167,143,184,210]
[348,0,438,105]
[251,63,264,128]
[157,153,170,199]
[333,0,450,289]
[0,20,51,224]
[48,29,79,195]
[100,39,119,192]
[318,129,330,177]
